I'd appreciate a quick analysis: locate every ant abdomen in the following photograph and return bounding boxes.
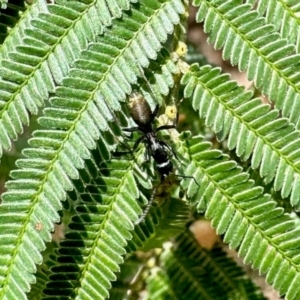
[128,91,153,127]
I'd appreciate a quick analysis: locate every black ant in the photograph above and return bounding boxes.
[123,91,178,180]
[111,64,199,223]
[116,88,199,224]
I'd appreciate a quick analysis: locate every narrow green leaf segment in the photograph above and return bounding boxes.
[181,135,300,299]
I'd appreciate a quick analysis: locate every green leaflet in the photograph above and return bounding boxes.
[179,135,300,299]
[194,0,300,129]
[182,64,300,207]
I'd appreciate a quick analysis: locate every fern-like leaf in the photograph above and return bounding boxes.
[179,135,300,299]
[153,232,266,299]
[0,0,135,155]
[249,0,300,52]
[0,0,185,298]
[0,0,25,43]
[129,196,190,252]
[41,158,141,299]
[193,0,300,128]
[181,63,300,207]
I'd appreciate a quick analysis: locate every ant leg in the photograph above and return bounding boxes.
[114,135,144,157]
[175,174,200,187]
[144,143,151,161]
[130,135,145,152]
[150,104,159,122]
[122,127,140,145]
[156,124,176,132]
[123,127,140,132]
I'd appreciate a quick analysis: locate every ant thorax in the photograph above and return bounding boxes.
[147,133,159,150]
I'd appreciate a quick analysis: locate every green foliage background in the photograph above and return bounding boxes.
[0,0,300,299]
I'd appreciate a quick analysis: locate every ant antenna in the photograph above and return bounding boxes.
[135,183,159,225]
[135,172,199,225]
[134,174,178,225]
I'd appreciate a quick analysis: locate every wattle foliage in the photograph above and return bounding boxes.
[0,0,299,299]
